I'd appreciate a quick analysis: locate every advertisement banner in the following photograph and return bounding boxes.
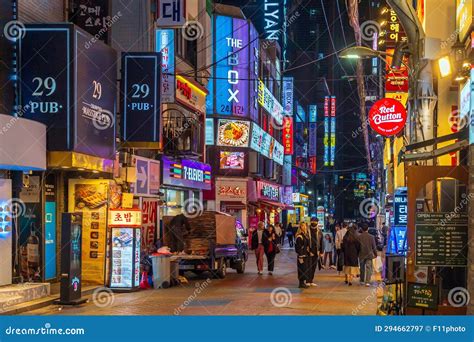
[283,117,293,155]
[217,119,251,147]
[258,79,284,125]
[141,198,159,250]
[215,179,247,201]
[214,15,250,116]
[176,75,207,114]
[272,141,284,166]
[282,77,294,115]
[249,24,260,122]
[156,29,175,103]
[162,156,212,190]
[256,180,280,202]
[121,53,161,143]
[250,123,271,158]
[369,98,407,137]
[156,0,186,27]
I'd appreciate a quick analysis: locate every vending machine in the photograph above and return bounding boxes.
[108,209,142,291]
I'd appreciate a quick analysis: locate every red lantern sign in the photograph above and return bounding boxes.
[369,98,407,136]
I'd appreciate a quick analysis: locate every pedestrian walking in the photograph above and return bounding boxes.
[323,233,335,269]
[307,217,323,286]
[281,223,286,246]
[251,221,269,275]
[358,223,377,286]
[274,223,283,244]
[342,225,361,286]
[295,222,311,288]
[335,223,348,274]
[265,225,278,275]
[287,223,294,247]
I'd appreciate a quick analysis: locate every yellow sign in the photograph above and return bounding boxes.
[457,0,473,42]
[121,193,134,208]
[109,209,142,227]
[175,75,207,113]
[386,92,408,106]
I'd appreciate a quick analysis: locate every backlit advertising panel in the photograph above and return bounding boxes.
[258,79,284,125]
[214,15,249,116]
[250,123,271,158]
[217,119,250,147]
[283,77,294,115]
[162,156,212,190]
[272,141,284,165]
[156,29,175,103]
[283,116,293,155]
[249,23,260,122]
[220,151,245,170]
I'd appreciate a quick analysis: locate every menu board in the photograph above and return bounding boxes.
[134,229,141,286]
[111,228,134,288]
[68,179,117,284]
[415,213,468,267]
[407,283,438,310]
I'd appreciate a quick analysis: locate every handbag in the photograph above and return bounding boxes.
[275,244,281,254]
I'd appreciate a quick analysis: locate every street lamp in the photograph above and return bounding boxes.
[339,46,411,73]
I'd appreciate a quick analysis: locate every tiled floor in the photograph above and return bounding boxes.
[22,248,380,316]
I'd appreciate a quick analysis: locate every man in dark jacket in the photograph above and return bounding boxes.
[358,223,377,286]
[307,217,323,286]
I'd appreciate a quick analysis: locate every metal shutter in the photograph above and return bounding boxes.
[18,0,65,23]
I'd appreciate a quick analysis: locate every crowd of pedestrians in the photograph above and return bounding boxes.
[249,218,382,288]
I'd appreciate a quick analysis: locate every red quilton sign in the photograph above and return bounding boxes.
[369,98,407,136]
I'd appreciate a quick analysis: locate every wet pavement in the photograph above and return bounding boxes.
[23,248,380,316]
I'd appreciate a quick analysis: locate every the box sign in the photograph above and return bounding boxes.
[176,75,207,113]
[256,180,280,202]
[369,98,407,137]
[258,79,284,125]
[156,0,186,27]
[121,53,160,143]
[109,209,142,227]
[19,24,117,160]
[282,77,294,115]
[156,29,175,103]
[283,116,293,155]
[70,0,111,43]
[162,156,212,190]
[217,119,250,147]
[211,15,250,116]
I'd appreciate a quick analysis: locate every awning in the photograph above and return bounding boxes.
[398,130,469,164]
[48,151,114,173]
[259,200,287,209]
[220,201,246,210]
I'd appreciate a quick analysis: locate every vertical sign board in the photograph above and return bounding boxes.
[60,213,83,304]
[330,96,336,166]
[282,77,294,115]
[19,25,71,152]
[249,23,260,122]
[283,117,293,154]
[0,180,12,286]
[324,96,330,166]
[121,53,161,143]
[141,198,159,250]
[70,0,111,43]
[156,0,186,27]
[214,15,249,116]
[19,24,116,160]
[44,174,57,280]
[156,29,175,103]
[75,29,117,160]
[308,104,317,158]
[393,187,407,226]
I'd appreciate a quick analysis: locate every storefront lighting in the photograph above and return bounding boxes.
[61,166,70,169]
[380,20,387,27]
[92,170,99,174]
[462,61,471,69]
[438,56,452,78]
[381,7,388,15]
[455,74,467,82]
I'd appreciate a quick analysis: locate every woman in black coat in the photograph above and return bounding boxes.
[342,227,361,286]
[295,222,310,288]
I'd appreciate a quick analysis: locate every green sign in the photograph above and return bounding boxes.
[415,212,468,267]
[407,283,438,310]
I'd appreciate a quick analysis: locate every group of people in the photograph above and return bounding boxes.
[250,218,379,288]
[250,222,284,275]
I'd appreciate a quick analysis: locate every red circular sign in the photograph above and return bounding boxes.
[369,98,407,136]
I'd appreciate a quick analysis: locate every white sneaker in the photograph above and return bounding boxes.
[365,283,371,287]
[310,283,319,287]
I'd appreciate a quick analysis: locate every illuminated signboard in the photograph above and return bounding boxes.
[109,209,142,227]
[156,0,186,27]
[272,140,284,165]
[175,75,207,113]
[283,116,293,155]
[282,77,294,115]
[250,123,271,158]
[283,155,292,185]
[258,79,284,125]
[324,97,330,166]
[220,151,245,170]
[456,0,473,42]
[162,156,212,190]
[330,96,336,166]
[250,24,260,122]
[460,78,471,123]
[308,104,317,158]
[213,15,249,116]
[155,29,175,103]
[394,188,408,226]
[263,1,283,40]
[121,53,160,143]
[217,119,250,147]
[205,118,214,145]
[257,180,280,202]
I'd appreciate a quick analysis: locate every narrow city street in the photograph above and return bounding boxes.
[23,249,379,316]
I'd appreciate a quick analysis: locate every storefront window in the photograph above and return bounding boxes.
[163,189,185,217]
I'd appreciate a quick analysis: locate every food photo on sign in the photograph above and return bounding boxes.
[368,98,407,136]
[217,119,250,147]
